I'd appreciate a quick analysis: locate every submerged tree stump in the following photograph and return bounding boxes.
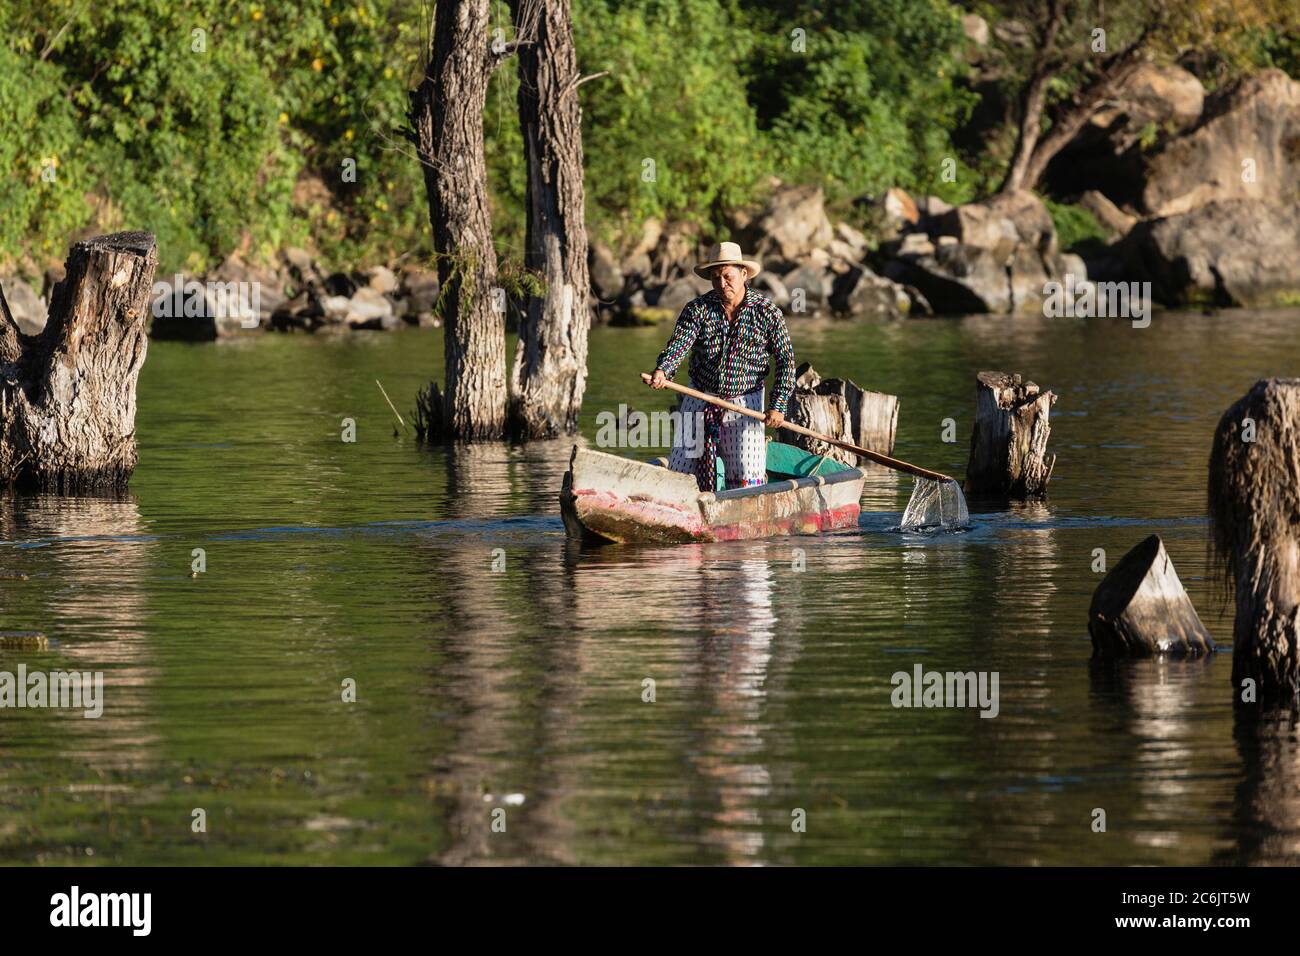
[1089,535,1215,657]
[777,362,899,468]
[0,232,156,491]
[964,370,1055,498]
[1208,378,1300,702]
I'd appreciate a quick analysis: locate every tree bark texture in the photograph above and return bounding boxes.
[777,363,899,469]
[410,0,508,440]
[964,370,1056,498]
[0,232,156,492]
[1208,378,1300,702]
[508,0,591,439]
[999,0,1068,194]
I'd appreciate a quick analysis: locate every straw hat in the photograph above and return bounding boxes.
[693,241,761,280]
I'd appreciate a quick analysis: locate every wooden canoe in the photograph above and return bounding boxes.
[560,442,866,544]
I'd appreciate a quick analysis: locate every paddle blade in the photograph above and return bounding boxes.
[900,478,970,531]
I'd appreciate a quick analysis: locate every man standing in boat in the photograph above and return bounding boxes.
[649,241,795,492]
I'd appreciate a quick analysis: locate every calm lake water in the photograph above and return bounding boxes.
[3,309,1300,865]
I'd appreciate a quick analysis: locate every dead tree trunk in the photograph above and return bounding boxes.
[777,363,899,468]
[410,0,510,440]
[0,232,156,492]
[964,370,1055,498]
[507,0,591,439]
[1089,534,1215,657]
[1208,378,1300,703]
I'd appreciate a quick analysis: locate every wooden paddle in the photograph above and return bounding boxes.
[640,372,955,482]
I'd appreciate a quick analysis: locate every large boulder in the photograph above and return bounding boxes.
[345,286,400,330]
[589,242,625,301]
[1093,63,1205,145]
[881,191,1072,314]
[1124,198,1300,307]
[829,265,910,319]
[1141,69,1300,218]
[150,274,260,340]
[0,277,45,335]
[1042,64,1205,207]
[652,275,709,316]
[931,189,1056,258]
[208,254,286,327]
[745,184,834,270]
[781,263,833,314]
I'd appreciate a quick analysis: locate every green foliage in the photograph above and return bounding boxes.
[1042,197,1108,253]
[572,0,768,243]
[0,0,428,273]
[13,0,1291,275]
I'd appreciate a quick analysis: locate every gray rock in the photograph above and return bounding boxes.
[362,265,399,295]
[622,252,652,282]
[751,272,790,310]
[346,287,398,328]
[0,277,45,335]
[1141,69,1299,217]
[746,184,834,264]
[655,276,707,316]
[400,266,440,313]
[150,274,259,340]
[898,233,936,258]
[962,13,989,45]
[1124,198,1300,307]
[833,222,870,258]
[781,264,832,314]
[318,294,352,323]
[589,242,625,301]
[884,240,1076,316]
[830,265,910,319]
[270,291,323,331]
[281,247,320,288]
[931,189,1057,257]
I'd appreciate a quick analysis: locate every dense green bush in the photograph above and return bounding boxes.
[27,0,1288,274]
[1043,197,1109,254]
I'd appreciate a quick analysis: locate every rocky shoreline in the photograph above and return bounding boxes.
[4,63,1298,340]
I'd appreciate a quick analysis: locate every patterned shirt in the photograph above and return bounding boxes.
[653,287,796,415]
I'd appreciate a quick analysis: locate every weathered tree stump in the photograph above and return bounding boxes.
[777,362,899,468]
[1208,378,1300,702]
[0,232,156,492]
[1089,534,1215,657]
[964,370,1055,498]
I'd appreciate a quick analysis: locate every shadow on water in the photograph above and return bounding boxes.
[2,311,1299,863]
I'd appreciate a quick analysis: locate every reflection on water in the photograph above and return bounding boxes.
[1,309,1300,864]
[1,494,159,771]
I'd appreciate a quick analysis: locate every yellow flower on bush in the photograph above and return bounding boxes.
[279,112,289,124]
[312,58,324,72]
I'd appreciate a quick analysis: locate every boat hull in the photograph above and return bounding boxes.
[560,446,864,544]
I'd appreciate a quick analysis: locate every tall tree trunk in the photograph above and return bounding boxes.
[1,232,156,492]
[410,0,509,440]
[508,0,590,438]
[998,0,1068,194]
